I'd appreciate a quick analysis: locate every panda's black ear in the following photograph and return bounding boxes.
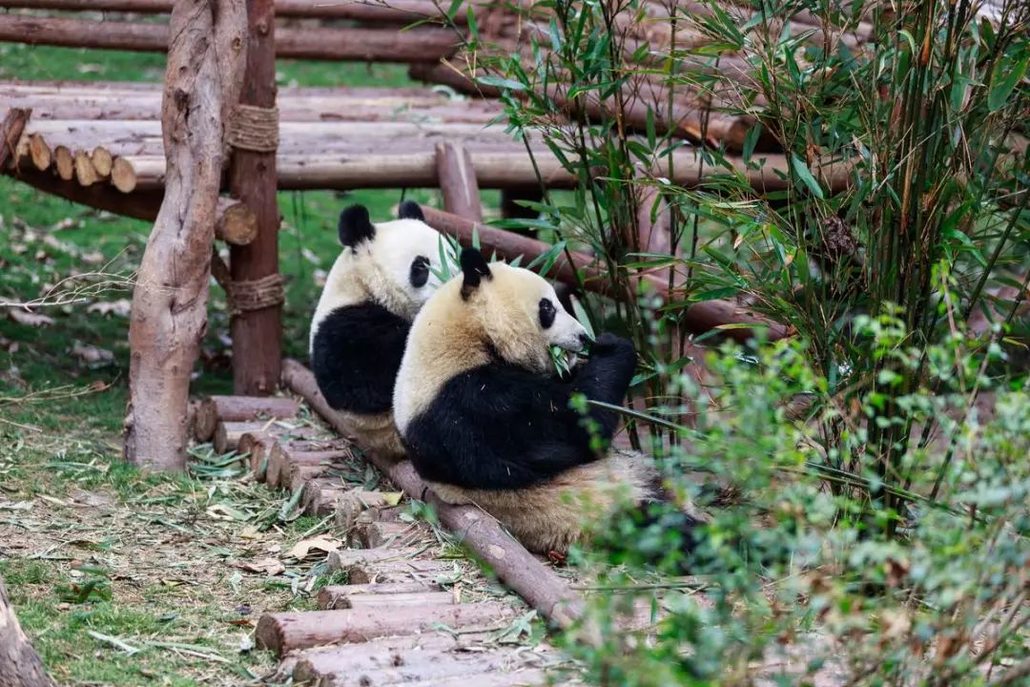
[396,200,425,222]
[338,205,375,248]
[460,247,492,299]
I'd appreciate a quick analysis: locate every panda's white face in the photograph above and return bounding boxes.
[311,205,452,344]
[362,217,450,317]
[535,281,589,353]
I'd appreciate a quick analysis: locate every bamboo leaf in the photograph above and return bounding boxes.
[790,154,825,199]
[476,75,525,91]
[988,56,1028,111]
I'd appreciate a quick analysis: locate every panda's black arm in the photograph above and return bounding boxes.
[404,336,637,491]
[567,332,638,440]
[311,303,411,414]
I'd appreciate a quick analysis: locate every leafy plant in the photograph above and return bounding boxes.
[440,0,1029,682]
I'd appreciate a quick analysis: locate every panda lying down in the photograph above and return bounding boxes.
[394,247,702,555]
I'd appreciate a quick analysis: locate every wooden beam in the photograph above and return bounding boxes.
[2,166,257,244]
[0,14,459,63]
[418,205,791,343]
[0,0,478,23]
[434,141,482,222]
[228,0,281,396]
[123,0,247,471]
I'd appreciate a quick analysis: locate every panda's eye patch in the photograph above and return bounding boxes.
[539,298,556,329]
[410,256,430,288]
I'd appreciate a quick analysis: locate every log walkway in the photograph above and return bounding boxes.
[189,373,585,686]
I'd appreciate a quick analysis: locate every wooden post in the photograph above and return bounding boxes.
[434,141,482,221]
[0,576,54,687]
[228,0,282,395]
[124,0,247,471]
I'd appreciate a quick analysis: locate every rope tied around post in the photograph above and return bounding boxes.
[212,251,284,314]
[226,104,279,152]
[226,273,285,314]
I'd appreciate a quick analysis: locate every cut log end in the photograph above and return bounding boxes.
[74,150,98,186]
[28,133,51,171]
[91,146,114,177]
[110,156,137,193]
[215,200,258,245]
[53,145,74,181]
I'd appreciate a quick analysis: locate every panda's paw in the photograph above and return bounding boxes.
[590,332,635,358]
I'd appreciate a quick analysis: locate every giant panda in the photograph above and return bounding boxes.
[310,201,451,461]
[392,247,700,555]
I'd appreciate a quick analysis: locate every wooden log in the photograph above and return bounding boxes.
[0,575,55,687]
[245,434,280,480]
[419,206,792,343]
[283,360,585,629]
[316,582,442,610]
[73,150,98,186]
[90,146,113,178]
[28,134,52,172]
[0,108,30,170]
[109,156,136,193]
[287,464,326,493]
[214,200,258,246]
[0,166,259,246]
[236,431,269,463]
[291,633,498,686]
[213,421,271,454]
[326,547,452,582]
[435,141,482,222]
[300,478,349,516]
[266,448,349,489]
[335,490,395,531]
[228,0,281,396]
[42,144,827,195]
[53,145,74,181]
[0,84,503,125]
[355,521,418,549]
[296,649,544,686]
[0,0,483,23]
[195,394,299,441]
[3,165,165,222]
[255,602,515,656]
[323,589,453,611]
[0,15,459,63]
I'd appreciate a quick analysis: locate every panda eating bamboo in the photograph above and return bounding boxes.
[393,247,701,555]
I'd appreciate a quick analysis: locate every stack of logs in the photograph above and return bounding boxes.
[14,132,138,193]
[188,391,572,686]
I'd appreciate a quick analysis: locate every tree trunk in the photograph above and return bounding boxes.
[124,0,247,471]
[228,0,282,396]
[0,576,54,687]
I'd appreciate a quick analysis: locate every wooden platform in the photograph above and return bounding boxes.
[1,81,821,222]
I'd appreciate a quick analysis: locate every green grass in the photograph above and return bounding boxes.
[0,41,502,686]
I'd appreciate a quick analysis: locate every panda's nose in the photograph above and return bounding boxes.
[578,333,592,348]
